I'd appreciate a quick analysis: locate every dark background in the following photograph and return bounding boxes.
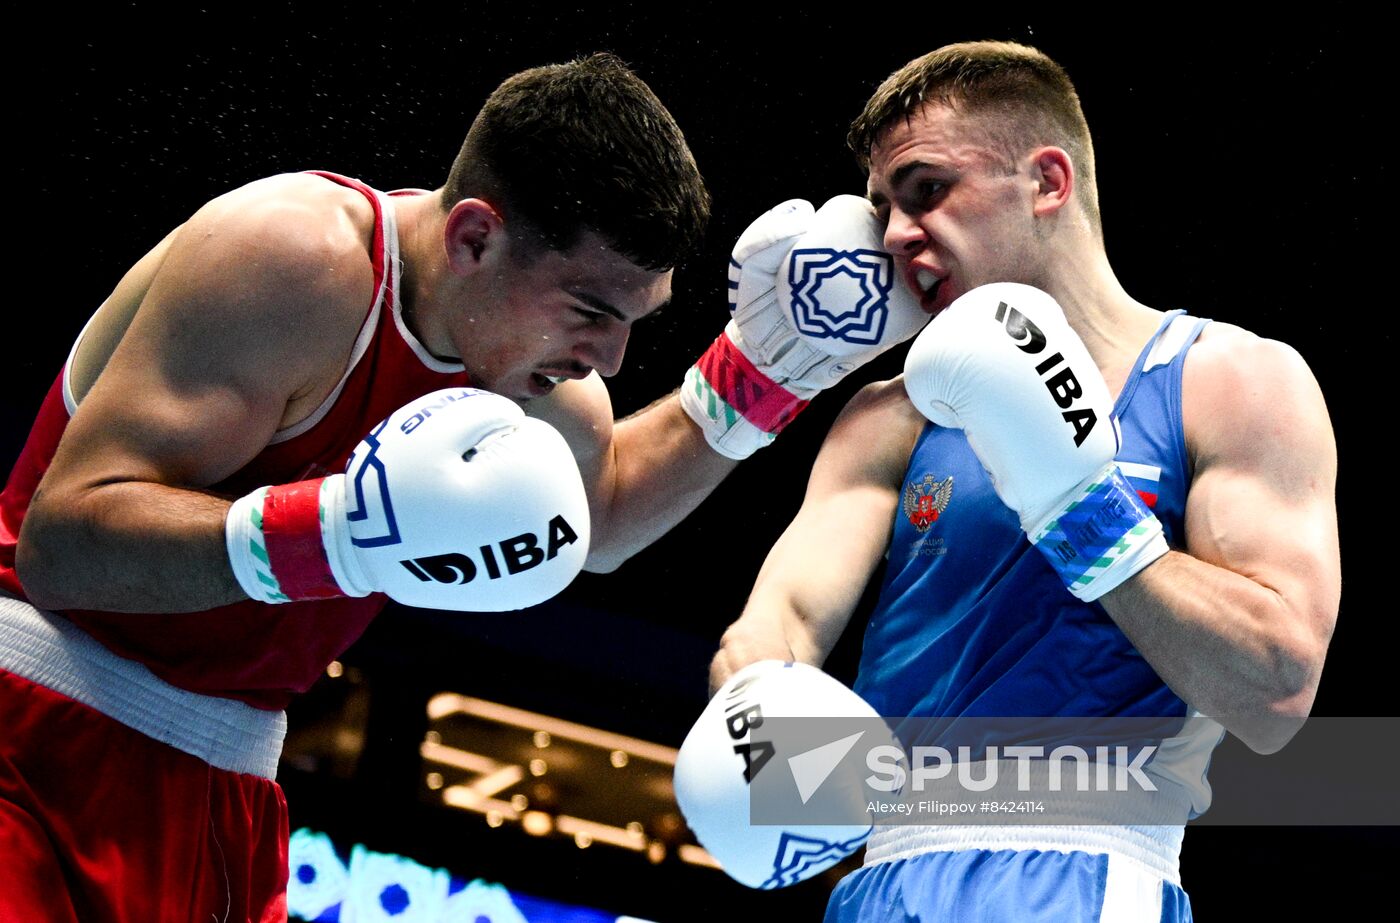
[10,4,1390,918]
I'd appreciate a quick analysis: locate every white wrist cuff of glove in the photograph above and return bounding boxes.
[225,488,290,604]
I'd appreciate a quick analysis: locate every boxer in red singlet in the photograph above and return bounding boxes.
[0,54,713,922]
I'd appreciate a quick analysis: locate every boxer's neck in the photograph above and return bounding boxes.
[387,190,458,359]
[1040,242,1164,398]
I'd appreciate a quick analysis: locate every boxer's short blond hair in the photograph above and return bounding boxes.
[850,42,1101,233]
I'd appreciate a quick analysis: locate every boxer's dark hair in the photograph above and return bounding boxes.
[444,53,710,271]
[849,42,1100,233]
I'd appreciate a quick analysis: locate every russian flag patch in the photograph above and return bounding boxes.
[1118,461,1162,508]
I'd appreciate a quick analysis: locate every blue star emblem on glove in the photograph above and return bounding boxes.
[761,828,873,889]
[787,248,895,344]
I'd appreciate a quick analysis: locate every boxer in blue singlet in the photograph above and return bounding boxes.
[694,41,1340,920]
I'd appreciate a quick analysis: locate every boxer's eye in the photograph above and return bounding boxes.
[916,180,947,206]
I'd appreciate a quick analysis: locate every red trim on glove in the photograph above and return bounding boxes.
[695,333,811,434]
[262,478,343,600]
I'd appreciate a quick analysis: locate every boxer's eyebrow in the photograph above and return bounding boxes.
[569,292,627,320]
[892,162,923,186]
[870,162,926,209]
[572,290,673,321]
[890,161,940,192]
[872,160,952,211]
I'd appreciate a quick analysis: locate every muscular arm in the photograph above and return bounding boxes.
[526,381,739,573]
[1101,328,1340,753]
[17,176,373,612]
[708,380,923,694]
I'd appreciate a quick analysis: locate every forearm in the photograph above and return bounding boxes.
[706,383,912,694]
[1101,550,1327,752]
[710,613,795,696]
[584,392,739,571]
[709,540,867,694]
[17,482,246,613]
[709,595,832,696]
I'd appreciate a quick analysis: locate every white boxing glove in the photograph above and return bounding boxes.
[675,661,883,889]
[681,195,930,459]
[226,387,589,611]
[903,283,1167,600]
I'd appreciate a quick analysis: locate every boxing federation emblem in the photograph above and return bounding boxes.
[904,474,953,532]
[787,248,896,344]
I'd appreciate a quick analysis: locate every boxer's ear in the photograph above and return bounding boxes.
[1029,146,1074,218]
[444,198,505,275]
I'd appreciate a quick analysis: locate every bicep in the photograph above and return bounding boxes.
[1185,465,1337,594]
[744,382,920,663]
[747,480,898,664]
[1183,337,1340,641]
[58,318,284,493]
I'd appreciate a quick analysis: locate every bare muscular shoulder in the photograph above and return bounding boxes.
[813,375,927,494]
[57,173,380,490]
[1181,321,1335,487]
[71,173,378,430]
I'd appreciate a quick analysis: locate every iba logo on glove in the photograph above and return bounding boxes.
[786,248,895,344]
[400,515,580,585]
[995,300,1098,447]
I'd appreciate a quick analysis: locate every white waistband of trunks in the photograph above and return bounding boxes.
[0,593,285,779]
[864,823,1184,886]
